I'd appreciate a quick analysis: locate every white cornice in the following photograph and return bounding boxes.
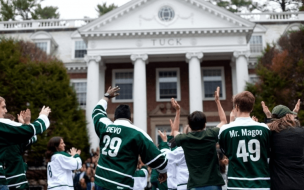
[80,27,253,38]
[78,0,255,36]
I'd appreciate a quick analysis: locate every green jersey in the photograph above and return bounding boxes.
[218,117,271,190]
[175,128,224,189]
[0,116,49,185]
[92,99,167,190]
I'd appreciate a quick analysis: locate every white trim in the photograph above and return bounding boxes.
[29,124,36,135]
[97,164,133,178]
[98,117,113,127]
[228,177,270,180]
[201,66,226,101]
[95,174,133,189]
[0,176,5,178]
[153,154,167,169]
[145,153,163,166]
[36,121,43,133]
[218,117,270,137]
[156,68,181,102]
[6,173,26,180]
[7,181,28,187]
[0,118,22,127]
[114,120,152,141]
[112,69,134,103]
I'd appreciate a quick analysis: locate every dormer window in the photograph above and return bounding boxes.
[30,31,58,55]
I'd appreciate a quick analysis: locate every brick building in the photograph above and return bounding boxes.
[1,0,304,148]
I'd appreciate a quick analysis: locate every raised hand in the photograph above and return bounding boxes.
[69,147,79,157]
[252,116,258,122]
[23,109,31,124]
[158,130,167,142]
[261,101,271,118]
[171,98,180,111]
[293,99,301,113]
[105,86,120,98]
[214,86,220,102]
[39,106,51,117]
[230,110,235,123]
[17,110,25,124]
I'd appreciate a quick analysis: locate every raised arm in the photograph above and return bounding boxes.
[215,87,227,128]
[170,98,181,137]
[0,106,50,145]
[92,86,120,136]
[293,99,301,113]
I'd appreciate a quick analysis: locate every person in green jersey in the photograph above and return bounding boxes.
[171,87,227,190]
[0,96,51,186]
[218,91,271,190]
[92,86,167,190]
[4,113,37,189]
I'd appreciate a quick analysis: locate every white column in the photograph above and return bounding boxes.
[99,65,106,100]
[131,54,148,132]
[233,51,250,93]
[85,55,101,149]
[230,60,237,96]
[186,52,203,113]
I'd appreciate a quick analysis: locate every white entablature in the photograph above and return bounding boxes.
[78,0,255,38]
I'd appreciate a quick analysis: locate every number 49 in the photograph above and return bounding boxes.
[236,139,260,162]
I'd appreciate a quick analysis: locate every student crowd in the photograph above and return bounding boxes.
[0,85,303,190]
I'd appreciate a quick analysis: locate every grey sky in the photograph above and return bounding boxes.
[41,0,132,19]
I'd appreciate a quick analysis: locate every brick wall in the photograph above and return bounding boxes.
[68,60,234,136]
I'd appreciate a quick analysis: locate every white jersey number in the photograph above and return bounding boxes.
[101,135,122,157]
[236,139,260,162]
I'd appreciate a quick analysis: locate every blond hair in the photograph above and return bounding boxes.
[269,114,300,133]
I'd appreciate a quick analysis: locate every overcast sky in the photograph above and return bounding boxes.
[41,0,132,19]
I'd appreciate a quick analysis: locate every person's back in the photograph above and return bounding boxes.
[218,91,271,190]
[93,87,167,190]
[268,104,304,190]
[270,127,304,189]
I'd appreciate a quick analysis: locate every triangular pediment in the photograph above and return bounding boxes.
[79,0,255,37]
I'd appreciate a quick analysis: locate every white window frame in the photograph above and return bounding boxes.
[70,79,87,110]
[34,40,50,54]
[112,69,134,103]
[206,122,219,129]
[156,68,181,102]
[201,67,226,101]
[249,35,264,54]
[72,39,87,60]
[155,125,183,145]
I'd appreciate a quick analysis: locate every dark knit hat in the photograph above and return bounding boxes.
[272,105,297,118]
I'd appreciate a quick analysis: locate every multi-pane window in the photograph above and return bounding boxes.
[113,71,133,101]
[250,36,263,53]
[71,81,87,108]
[35,42,47,52]
[202,68,225,99]
[157,69,180,101]
[75,41,87,58]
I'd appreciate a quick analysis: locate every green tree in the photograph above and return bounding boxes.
[246,28,304,125]
[96,2,117,17]
[0,38,90,164]
[213,0,253,13]
[0,0,59,21]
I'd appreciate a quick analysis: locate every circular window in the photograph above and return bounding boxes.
[158,6,175,22]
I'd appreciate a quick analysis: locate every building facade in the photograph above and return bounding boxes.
[1,0,303,148]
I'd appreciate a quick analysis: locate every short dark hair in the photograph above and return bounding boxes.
[233,91,255,113]
[187,111,207,131]
[114,105,131,120]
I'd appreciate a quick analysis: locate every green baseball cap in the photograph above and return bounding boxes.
[271,105,297,118]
